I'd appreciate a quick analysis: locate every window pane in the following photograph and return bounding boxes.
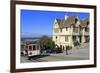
[37,45,39,50]
[73,27,78,32]
[33,45,36,50]
[56,36,57,39]
[66,27,68,31]
[29,46,32,51]
[65,36,68,42]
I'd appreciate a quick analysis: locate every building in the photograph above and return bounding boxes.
[52,15,89,50]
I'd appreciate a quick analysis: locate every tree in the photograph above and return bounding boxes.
[31,41,38,44]
[37,35,55,49]
[73,40,80,46]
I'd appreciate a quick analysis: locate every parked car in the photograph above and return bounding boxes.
[46,48,62,54]
[40,49,47,55]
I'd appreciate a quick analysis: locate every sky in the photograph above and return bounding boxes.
[21,9,89,37]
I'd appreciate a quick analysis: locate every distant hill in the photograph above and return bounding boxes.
[21,33,52,42]
[21,33,52,38]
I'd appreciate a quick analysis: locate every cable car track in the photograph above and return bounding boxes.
[31,58,48,62]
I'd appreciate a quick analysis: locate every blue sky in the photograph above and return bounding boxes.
[21,9,89,37]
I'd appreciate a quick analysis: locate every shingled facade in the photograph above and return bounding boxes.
[52,15,89,50]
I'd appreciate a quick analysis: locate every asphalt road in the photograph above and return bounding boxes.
[21,56,48,63]
[21,42,89,63]
[21,48,89,63]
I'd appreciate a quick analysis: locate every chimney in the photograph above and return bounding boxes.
[76,15,79,19]
[65,15,68,20]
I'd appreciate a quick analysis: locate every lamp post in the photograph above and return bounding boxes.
[66,46,68,55]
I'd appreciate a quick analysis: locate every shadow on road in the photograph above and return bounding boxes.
[28,55,50,60]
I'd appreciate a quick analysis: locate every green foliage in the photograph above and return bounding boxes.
[21,44,25,49]
[37,35,55,49]
[65,46,72,50]
[31,41,38,44]
[73,41,80,46]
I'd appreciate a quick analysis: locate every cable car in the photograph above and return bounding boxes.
[27,44,40,57]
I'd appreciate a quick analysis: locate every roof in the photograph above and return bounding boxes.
[80,19,89,27]
[55,16,89,28]
[63,16,76,27]
[56,19,65,28]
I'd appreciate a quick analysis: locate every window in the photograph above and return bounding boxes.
[87,21,89,26]
[85,28,89,32]
[29,46,32,51]
[73,36,77,41]
[73,27,78,33]
[33,45,36,50]
[65,36,68,42]
[55,36,58,42]
[75,18,78,23]
[56,36,57,39]
[66,27,68,31]
[37,45,39,50]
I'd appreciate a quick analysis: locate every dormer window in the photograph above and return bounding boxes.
[87,21,89,26]
[75,18,78,23]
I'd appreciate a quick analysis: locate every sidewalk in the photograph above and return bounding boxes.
[50,44,89,59]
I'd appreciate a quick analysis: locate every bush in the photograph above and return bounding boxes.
[73,41,80,46]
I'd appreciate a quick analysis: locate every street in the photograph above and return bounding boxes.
[21,47,89,63]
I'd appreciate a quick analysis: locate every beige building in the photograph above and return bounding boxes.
[52,15,89,50]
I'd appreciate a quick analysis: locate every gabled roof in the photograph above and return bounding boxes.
[56,19,62,25]
[63,16,76,27]
[56,19,65,28]
[80,19,89,27]
[55,15,89,28]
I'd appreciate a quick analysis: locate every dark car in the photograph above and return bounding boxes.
[46,48,62,54]
[40,49,46,54]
